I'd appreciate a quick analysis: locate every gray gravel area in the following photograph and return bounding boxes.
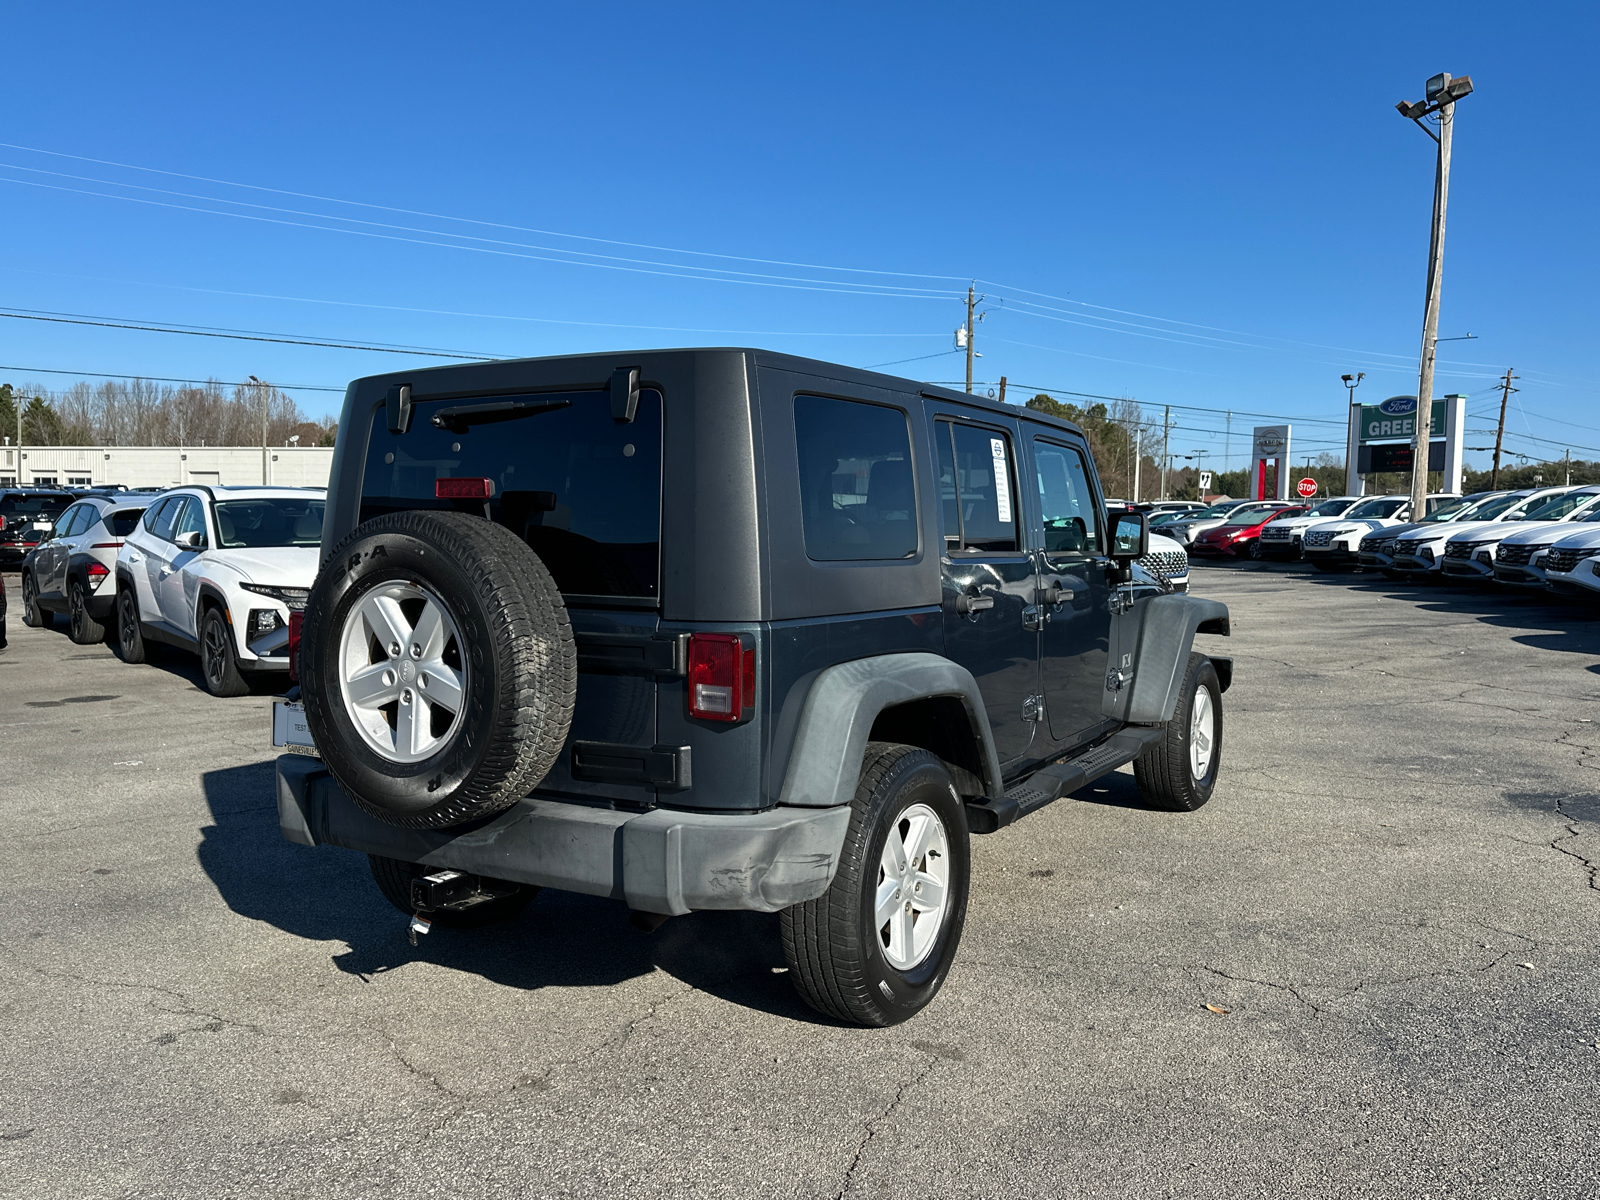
[1,563,1597,1199]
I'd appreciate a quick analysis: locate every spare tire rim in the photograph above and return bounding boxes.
[875,802,951,972]
[338,581,469,764]
[1190,686,1215,779]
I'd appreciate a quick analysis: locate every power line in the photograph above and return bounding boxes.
[0,307,503,359]
[0,363,344,392]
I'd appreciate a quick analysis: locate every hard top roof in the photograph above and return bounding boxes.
[346,346,1087,439]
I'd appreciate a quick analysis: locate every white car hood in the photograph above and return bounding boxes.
[1546,525,1600,553]
[1500,520,1600,548]
[1444,520,1551,546]
[1306,517,1403,538]
[209,546,319,585]
[1399,518,1516,546]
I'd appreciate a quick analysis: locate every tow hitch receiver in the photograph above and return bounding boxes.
[409,869,520,914]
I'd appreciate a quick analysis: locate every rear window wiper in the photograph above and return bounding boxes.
[430,398,572,433]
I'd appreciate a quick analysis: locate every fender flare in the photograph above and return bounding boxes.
[1116,593,1232,725]
[777,652,1004,808]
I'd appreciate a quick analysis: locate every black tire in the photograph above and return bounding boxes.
[68,580,106,645]
[301,510,576,830]
[1245,539,1263,560]
[20,571,51,629]
[368,854,538,928]
[1134,652,1222,812]
[200,606,251,697]
[782,743,971,1027]
[115,586,148,664]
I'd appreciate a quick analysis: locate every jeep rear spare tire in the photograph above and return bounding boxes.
[300,510,576,829]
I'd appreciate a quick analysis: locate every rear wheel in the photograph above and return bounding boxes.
[200,606,250,697]
[782,743,970,1027]
[20,572,51,629]
[1134,652,1222,812]
[116,587,149,663]
[368,855,537,928]
[68,581,105,645]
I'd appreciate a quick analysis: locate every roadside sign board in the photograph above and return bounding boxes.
[1360,396,1445,442]
[1297,478,1317,498]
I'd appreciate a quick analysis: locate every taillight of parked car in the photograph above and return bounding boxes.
[90,541,124,550]
[86,561,110,584]
[687,632,754,723]
[288,610,304,683]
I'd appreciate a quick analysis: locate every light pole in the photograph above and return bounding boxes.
[1396,71,1473,524]
[1342,373,1364,495]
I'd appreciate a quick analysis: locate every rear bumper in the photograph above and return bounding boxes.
[276,755,851,917]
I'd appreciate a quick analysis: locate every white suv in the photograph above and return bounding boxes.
[114,486,324,695]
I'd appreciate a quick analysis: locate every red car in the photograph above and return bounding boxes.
[1191,503,1307,559]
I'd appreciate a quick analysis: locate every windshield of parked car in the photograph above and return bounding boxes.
[213,498,325,548]
[1191,504,1239,519]
[1418,495,1480,523]
[1522,491,1596,521]
[1225,506,1283,525]
[1307,498,1356,517]
[1345,497,1408,519]
[1148,511,1189,526]
[1457,493,1527,522]
[0,493,71,519]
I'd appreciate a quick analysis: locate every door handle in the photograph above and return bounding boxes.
[1039,585,1065,606]
[955,594,994,616]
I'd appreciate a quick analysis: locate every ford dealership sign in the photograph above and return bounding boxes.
[1378,396,1418,416]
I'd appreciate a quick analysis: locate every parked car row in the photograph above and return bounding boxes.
[15,485,324,695]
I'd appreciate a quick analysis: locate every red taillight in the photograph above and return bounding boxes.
[90,541,124,549]
[86,562,109,580]
[687,633,754,722]
[435,477,496,500]
[288,610,305,683]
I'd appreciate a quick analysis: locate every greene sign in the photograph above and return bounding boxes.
[1360,396,1445,443]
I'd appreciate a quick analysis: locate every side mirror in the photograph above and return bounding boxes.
[1110,510,1149,561]
[176,530,206,550]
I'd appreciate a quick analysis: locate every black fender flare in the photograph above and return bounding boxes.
[777,652,1004,808]
[1113,593,1232,725]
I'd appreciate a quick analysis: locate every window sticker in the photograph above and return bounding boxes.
[989,438,1012,524]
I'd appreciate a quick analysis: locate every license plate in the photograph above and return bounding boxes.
[272,699,318,755]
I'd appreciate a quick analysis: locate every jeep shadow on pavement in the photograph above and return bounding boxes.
[274,349,1232,1026]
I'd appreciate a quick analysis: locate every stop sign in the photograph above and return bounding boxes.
[1297,477,1317,498]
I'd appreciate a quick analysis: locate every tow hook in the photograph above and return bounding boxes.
[407,913,432,946]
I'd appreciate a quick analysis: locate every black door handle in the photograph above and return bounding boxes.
[955,594,995,615]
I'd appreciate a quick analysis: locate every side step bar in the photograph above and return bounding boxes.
[965,727,1164,834]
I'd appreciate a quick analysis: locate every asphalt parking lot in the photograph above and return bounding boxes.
[2,563,1597,1199]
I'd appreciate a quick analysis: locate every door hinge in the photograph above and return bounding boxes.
[1021,693,1045,722]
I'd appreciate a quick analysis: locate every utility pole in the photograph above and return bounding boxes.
[1490,367,1516,489]
[1160,406,1172,500]
[1565,448,1571,486]
[1397,71,1473,527]
[961,285,985,394]
[253,375,269,485]
[1133,424,1142,502]
[1224,411,1231,477]
[997,376,1007,405]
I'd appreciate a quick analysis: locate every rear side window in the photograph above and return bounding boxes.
[936,421,1019,553]
[361,390,663,600]
[55,504,90,538]
[794,396,917,562]
[106,508,145,537]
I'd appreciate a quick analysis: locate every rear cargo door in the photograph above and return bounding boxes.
[360,385,667,805]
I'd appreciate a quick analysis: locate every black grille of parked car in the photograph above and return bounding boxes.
[1303,530,1335,548]
[1359,534,1389,553]
[1138,548,1188,580]
[1260,525,1292,540]
[1496,543,1536,567]
[1544,548,1586,574]
[1443,541,1478,559]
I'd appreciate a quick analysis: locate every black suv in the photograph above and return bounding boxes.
[0,489,76,567]
[276,349,1231,1026]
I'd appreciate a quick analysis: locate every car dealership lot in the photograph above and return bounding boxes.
[2,566,1598,1198]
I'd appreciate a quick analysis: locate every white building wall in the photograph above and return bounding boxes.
[0,445,334,489]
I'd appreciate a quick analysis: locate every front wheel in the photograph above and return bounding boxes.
[201,607,250,697]
[1246,539,1263,560]
[782,743,970,1027]
[1134,652,1222,812]
[20,572,51,629]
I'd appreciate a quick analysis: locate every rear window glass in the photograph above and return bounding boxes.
[106,508,145,537]
[361,390,663,600]
[794,396,917,561]
[0,493,71,518]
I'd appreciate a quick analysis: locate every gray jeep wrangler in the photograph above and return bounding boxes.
[275,348,1230,1026]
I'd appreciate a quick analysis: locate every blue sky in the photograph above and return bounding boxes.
[2,1,1595,472]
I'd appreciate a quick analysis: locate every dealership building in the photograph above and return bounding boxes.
[0,444,334,490]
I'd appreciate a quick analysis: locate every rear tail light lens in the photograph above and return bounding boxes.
[86,562,109,581]
[90,541,124,549]
[435,477,496,500]
[288,611,304,683]
[687,633,755,723]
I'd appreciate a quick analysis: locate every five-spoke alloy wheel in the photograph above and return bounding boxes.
[338,582,467,763]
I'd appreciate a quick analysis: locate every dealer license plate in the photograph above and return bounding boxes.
[272,699,318,756]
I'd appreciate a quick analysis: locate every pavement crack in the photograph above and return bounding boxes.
[1551,796,1600,893]
[834,1054,939,1199]
[1186,964,1335,1019]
